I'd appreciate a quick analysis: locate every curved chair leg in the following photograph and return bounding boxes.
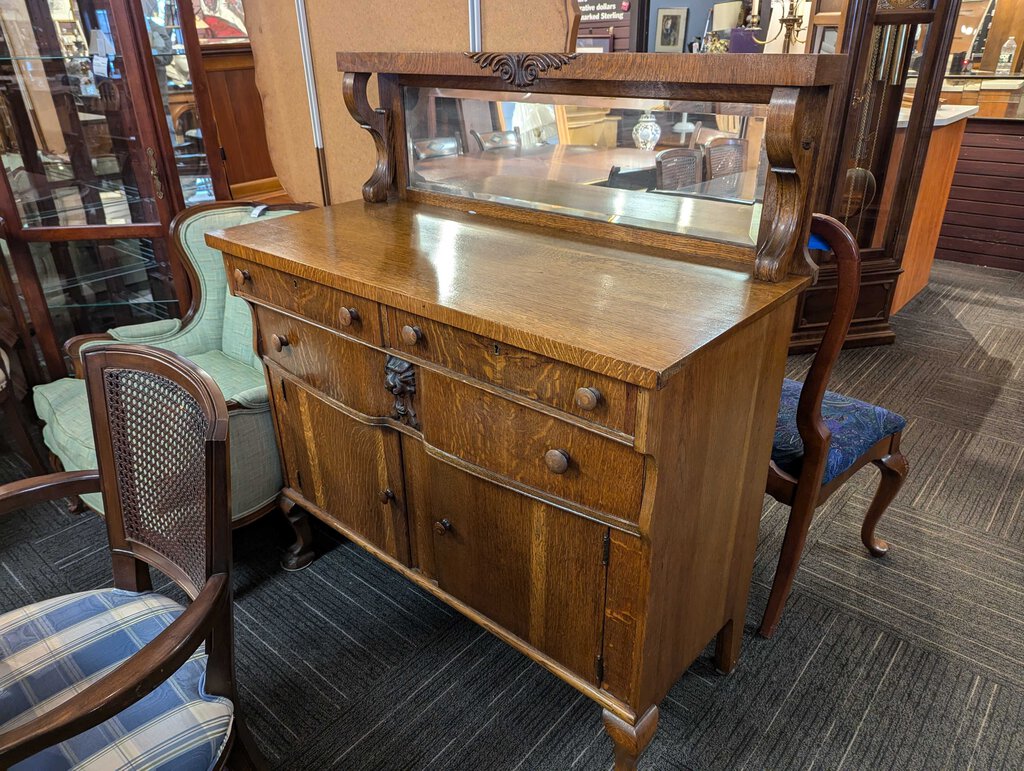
[862,451,908,557]
[759,494,816,639]
[3,397,46,475]
[280,495,315,572]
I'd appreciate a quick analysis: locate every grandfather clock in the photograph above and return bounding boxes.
[791,0,962,351]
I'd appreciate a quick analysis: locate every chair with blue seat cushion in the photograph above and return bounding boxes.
[0,343,259,769]
[33,200,315,570]
[760,214,909,639]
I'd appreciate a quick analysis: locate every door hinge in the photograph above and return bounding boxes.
[595,654,605,683]
[280,379,287,401]
[601,530,610,565]
[296,468,303,490]
[219,146,227,161]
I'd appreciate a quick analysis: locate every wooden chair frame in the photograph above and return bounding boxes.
[0,344,261,769]
[0,312,45,475]
[759,213,908,638]
[60,200,313,533]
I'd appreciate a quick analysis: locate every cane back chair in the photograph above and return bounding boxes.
[760,214,909,637]
[654,147,705,191]
[32,201,315,570]
[0,344,260,769]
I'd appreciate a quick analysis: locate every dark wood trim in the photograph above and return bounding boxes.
[176,0,233,201]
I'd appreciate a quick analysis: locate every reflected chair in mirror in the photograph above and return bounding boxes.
[412,136,463,160]
[0,311,46,475]
[760,214,909,638]
[605,164,657,191]
[654,147,704,191]
[470,127,522,153]
[33,201,316,570]
[704,136,748,180]
[0,344,261,769]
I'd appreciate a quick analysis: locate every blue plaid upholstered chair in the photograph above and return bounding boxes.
[33,201,315,570]
[760,214,909,638]
[0,344,260,769]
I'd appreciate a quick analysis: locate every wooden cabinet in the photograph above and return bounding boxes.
[404,440,609,681]
[211,52,843,769]
[268,366,409,563]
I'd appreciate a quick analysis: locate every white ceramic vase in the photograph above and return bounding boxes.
[632,111,662,151]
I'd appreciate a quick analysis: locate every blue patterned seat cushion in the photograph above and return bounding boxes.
[0,589,232,770]
[773,378,907,485]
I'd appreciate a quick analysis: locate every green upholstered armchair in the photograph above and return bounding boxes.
[33,201,316,569]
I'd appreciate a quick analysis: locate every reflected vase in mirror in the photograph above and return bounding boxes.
[632,111,662,150]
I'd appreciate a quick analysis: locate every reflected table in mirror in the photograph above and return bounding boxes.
[654,169,765,206]
[416,174,761,247]
[415,144,658,186]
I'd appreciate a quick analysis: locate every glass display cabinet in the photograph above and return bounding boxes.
[0,0,220,382]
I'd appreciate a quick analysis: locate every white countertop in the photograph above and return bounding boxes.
[897,104,979,129]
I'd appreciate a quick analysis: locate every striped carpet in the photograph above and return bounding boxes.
[1,259,1022,769]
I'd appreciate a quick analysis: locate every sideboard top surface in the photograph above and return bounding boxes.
[208,201,808,388]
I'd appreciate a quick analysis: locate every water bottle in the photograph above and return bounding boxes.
[996,37,1017,75]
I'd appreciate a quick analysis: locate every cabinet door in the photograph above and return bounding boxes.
[404,440,608,683]
[269,365,409,565]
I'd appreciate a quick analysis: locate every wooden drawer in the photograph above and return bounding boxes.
[386,308,635,435]
[228,255,382,345]
[255,305,393,419]
[402,440,607,682]
[269,366,410,564]
[417,369,644,521]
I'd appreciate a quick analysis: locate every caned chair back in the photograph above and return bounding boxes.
[83,344,230,600]
[655,148,704,190]
[412,136,462,160]
[705,137,748,179]
[471,127,522,152]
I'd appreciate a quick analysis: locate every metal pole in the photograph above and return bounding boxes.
[468,0,482,52]
[295,0,330,206]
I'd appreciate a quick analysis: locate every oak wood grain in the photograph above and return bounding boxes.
[208,201,809,388]
[387,307,636,435]
[417,368,645,521]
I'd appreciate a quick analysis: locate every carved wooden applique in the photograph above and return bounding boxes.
[342,71,392,203]
[464,52,577,88]
[385,355,418,429]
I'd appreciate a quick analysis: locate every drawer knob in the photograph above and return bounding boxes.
[574,387,602,411]
[544,448,570,474]
[400,325,423,346]
[433,518,452,536]
[270,333,289,353]
[378,488,395,504]
[339,306,360,327]
[232,268,251,289]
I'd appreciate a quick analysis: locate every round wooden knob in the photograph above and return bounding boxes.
[574,387,602,411]
[339,306,360,327]
[378,488,395,504]
[232,268,250,289]
[433,518,452,536]
[544,449,570,474]
[270,333,289,353]
[400,325,423,346]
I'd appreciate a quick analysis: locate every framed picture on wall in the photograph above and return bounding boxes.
[654,8,689,52]
[576,33,614,53]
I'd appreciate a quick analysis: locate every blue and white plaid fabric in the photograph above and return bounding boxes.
[0,589,233,770]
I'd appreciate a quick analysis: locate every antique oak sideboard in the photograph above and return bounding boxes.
[208,52,845,769]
